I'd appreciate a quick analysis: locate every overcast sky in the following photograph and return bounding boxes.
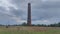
[0,0,60,25]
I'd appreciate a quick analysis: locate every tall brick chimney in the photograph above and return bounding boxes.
[27,3,31,26]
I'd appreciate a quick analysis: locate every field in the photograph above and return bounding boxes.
[0,26,60,34]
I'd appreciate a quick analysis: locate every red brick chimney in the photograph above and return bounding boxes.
[27,3,31,26]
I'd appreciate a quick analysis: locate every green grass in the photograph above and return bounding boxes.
[0,30,60,34]
[0,26,60,34]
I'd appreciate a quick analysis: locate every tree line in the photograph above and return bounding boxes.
[0,22,60,27]
[18,22,60,27]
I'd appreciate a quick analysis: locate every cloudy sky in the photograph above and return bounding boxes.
[0,0,60,25]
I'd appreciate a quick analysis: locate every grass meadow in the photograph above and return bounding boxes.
[0,26,60,34]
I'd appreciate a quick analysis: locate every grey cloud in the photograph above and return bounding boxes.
[0,6,6,12]
[34,1,60,9]
[0,12,16,25]
[31,0,60,21]
[9,7,24,17]
[32,8,60,21]
[9,0,26,7]
[10,0,25,4]
[9,7,27,20]
[41,2,60,8]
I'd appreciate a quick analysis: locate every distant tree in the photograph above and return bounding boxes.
[36,24,47,27]
[50,24,55,27]
[43,24,47,27]
[54,23,58,27]
[49,24,57,27]
[37,24,41,26]
[41,24,45,27]
[58,22,60,27]
[0,24,3,26]
[32,24,36,26]
[47,25,50,27]
[21,22,27,26]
